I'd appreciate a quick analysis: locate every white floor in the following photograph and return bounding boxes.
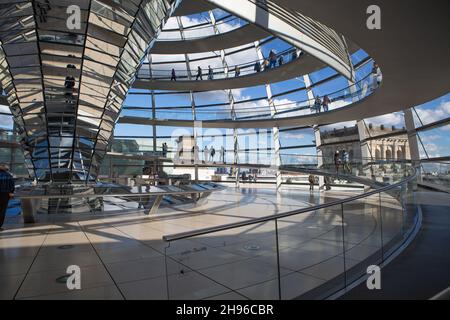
[0,184,404,300]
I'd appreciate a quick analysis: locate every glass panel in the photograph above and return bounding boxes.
[165,221,278,299]
[380,186,404,260]
[277,204,345,299]
[342,194,383,285]
[421,161,450,189]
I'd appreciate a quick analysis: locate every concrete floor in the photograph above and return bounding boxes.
[0,184,405,300]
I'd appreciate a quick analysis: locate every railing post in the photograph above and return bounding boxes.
[378,192,385,261]
[340,203,347,288]
[274,219,282,300]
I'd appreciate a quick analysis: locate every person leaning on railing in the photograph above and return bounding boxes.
[0,163,14,231]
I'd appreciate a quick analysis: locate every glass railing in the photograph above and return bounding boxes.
[13,182,224,216]
[138,47,303,80]
[124,70,377,121]
[161,162,419,299]
[158,16,248,41]
[420,161,450,190]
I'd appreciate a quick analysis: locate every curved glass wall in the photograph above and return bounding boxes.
[126,52,375,123]
[411,93,450,189]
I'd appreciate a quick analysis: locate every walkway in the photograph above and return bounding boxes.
[152,24,269,54]
[340,191,450,299]
[0,185,382,300]
[133,52,321,91]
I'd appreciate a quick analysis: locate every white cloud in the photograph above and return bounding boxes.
[420,134,441,142]
[281,132,305,139]
[415,101,450,127]
[365,112,404,127]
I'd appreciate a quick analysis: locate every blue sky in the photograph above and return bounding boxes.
[0,9,448,162]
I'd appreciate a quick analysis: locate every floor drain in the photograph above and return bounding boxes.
[58,245,74,250]
[244,244,260,251]
[56,275,70,284]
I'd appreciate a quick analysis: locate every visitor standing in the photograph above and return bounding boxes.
[162,142,168,157]
[0,163,14,231]
[269,50,277,69]
[235,66,240,77]
[210,147,216,163]
[313,95,322,113]
[372,62,382,89]
[220,146,225,163]
[170,68,176,81]
[254,61,261,73]
[334,150,341,174]
[208,65,214,80]
[308,174,315,192]
[203,146,209,163]
[322,95,331,112]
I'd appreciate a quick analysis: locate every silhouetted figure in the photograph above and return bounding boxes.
[235,66,240,77]
[64,76,75,89]
[208,66,214,80]
[0,163,14,231]
[291,50,297,61]
[210,147,216,162]
[372,62,382,89]
[170,68,176,81]
[308,174,315,191]
[254,61,261,73]
[162,142,168,157]
[269,50,277,68]
[196,66,203,80]
[313,95,322,113]
[220,146,225,163]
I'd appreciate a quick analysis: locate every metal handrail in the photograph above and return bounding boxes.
[143,47,300,79]
[128,71,373,115]
[163,166,417,242]
[158,16,248,41]
[13,184,224,200]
